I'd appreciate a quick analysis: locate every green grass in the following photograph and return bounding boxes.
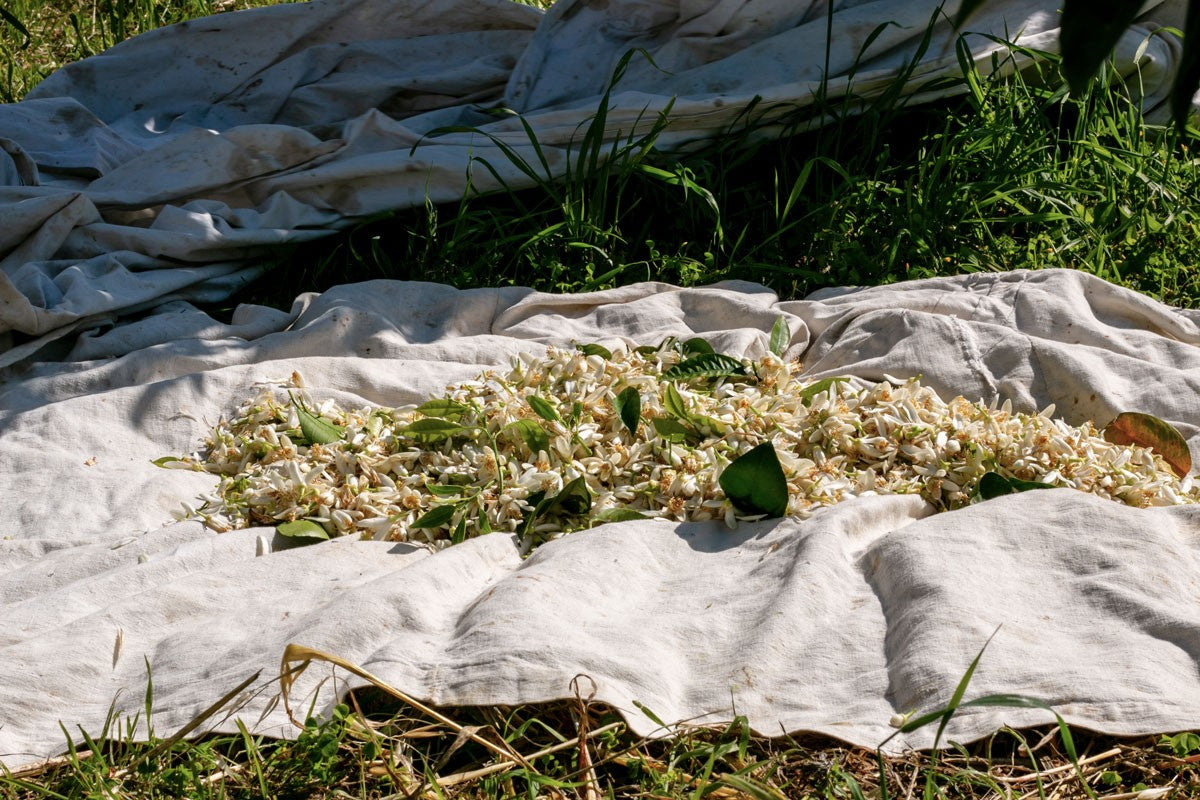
[0,0,283,102]
[237,41,1200,313]
[3,664,1198,799]
[5,1,1200,796]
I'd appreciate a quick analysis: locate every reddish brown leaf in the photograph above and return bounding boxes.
[1103,412,1192,479]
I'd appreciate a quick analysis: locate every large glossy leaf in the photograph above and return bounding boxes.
[1103,411,1192,478]
[1058,0,1143,95]
[663,353,748,381]
[295,404,344,445]
[613,386,641,436]
[719,442,789,518]
[276,519,331,542]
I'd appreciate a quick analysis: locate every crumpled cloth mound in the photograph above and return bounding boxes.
[2,268,1199,769]
[0,0,1189,365]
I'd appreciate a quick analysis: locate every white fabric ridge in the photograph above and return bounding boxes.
[2,268,1200,769]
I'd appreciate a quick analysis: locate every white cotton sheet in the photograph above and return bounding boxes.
[2,269,1200,768]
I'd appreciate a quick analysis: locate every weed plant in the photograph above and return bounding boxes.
[241,42,1200,312]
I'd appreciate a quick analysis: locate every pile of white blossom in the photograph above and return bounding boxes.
[164,344,1198,549]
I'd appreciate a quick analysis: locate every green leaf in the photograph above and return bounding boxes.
[451,517,468,545]
[613,386,641,436]
[797,377,849,406]
[1058,0,1143,96]
[568,401,583,427]
[415,399,470,419]
[576,343,613,359]
[401,418,467,442]
[527,395,560,423]
[719,443,788,518]
[151,456,186,468]
[554,476,593,515]
[769,315,790,357]
[592,507,650,524]
[248,441,276,459]
[519,478,593,536]
[426,484,468,497]
[681,337,715,356]
[663,382,691,422]
[294,402,344,445]
[0,4,29,48]
[634,344,661,356]
[411,504,457,529]
[663,353,748,381]
[276,519,331,542]
[652,417,701,445]
[691,414,727,437]
[974,471,1056,501]
[1162,731,1200,757]
[1103,411,1192,478]
[505,418,550,455]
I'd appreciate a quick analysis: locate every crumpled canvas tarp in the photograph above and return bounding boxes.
[0,0,1191,365]
[3,268,1200,770]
